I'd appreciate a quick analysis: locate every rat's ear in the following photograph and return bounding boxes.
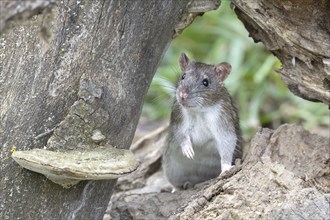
[215,62,232,81]
[179,53,189,72]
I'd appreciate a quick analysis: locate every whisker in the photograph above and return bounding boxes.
[170,66,181,78]
[154,75,174,82]
[148,93,174,105]
[153,78,176,90]
[196,98,204,107]
[152,83,176,92]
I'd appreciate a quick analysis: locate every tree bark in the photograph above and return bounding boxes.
[232,0,330,105]
[0,0,55,33]
[0,0,197,219]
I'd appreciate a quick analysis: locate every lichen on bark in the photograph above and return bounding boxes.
[47,79,110,151]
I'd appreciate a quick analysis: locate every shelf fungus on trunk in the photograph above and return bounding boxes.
[11,145,140,188]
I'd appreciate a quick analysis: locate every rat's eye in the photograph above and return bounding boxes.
[181,73,186,80]
[202,79,209,87]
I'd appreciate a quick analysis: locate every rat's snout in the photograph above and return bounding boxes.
[179,90,189,101]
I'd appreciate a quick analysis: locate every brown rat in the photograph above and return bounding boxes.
[162,53,242,190]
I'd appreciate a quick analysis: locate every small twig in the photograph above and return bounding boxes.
[34,126,58,140]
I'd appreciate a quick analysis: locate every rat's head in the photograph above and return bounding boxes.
[176,53,231,109]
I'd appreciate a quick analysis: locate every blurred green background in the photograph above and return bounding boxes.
[142,0,329,140]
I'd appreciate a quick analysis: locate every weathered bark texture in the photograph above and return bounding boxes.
[107,124,330,220]
[232,0,330,105]
[0,0,222,219]
[0,0,55,33]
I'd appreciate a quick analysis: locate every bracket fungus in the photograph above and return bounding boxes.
[12,146,139,188]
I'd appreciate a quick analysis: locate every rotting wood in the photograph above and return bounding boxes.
[232,0,330,105]
[107,124,329,220]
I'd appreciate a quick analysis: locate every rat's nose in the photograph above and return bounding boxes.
[179,91,188,101]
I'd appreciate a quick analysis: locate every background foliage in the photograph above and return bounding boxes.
[142,0,329,139]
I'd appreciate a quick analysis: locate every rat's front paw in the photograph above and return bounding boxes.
[181,143,195,159]
[220,163,233,175]
[181,137,194,159]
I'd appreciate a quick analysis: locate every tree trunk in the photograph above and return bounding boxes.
[0,0,199,219]
[232,0,330,105]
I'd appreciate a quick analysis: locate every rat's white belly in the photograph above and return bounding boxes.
[181,106,220,147]
[189,120,214,146]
